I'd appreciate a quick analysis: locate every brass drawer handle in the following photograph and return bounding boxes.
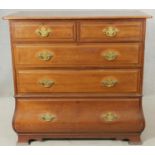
[102,50,118,61]
[35,26,52,37]
[41,113,56,122]
[101,112,118,122]
[102,26,119,37]
[38,79,55,88]
[37,51,54,61]
[101,78,118,88]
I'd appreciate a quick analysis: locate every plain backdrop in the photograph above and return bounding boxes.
[0,9,155,145]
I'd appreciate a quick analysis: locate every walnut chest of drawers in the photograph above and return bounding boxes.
[4,10,151,144]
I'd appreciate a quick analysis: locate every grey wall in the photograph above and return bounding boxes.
[0,9,155,97]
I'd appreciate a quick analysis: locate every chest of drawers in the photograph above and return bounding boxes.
[4,10,151,144]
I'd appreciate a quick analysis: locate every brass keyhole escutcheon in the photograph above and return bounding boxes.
[41,113,56,122]
[38,79,55,88]
[35,26,52,37]
[37,51,54,61]
[101,112,118,122]
[102,26,119,37]
[102,50,118,61]
[101,78,118,88]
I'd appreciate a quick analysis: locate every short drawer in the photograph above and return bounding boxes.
[11,21,76,42]
[14,98,144,133]
[79,20,143,42]
[14,43,142,68]
[16,69,141,94]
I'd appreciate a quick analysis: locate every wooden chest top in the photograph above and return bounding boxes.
[3,10,151,20]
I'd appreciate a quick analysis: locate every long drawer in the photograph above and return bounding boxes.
[14,43,142,68]
[14,98,144,133]
[16,69,141,94]
[79,20,143,42]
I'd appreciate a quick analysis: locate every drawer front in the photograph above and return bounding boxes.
[14,43,142,67]
[11,21,76,41]
[16,69,141,94]
[14,98,144,133]
[80,20,143,42]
